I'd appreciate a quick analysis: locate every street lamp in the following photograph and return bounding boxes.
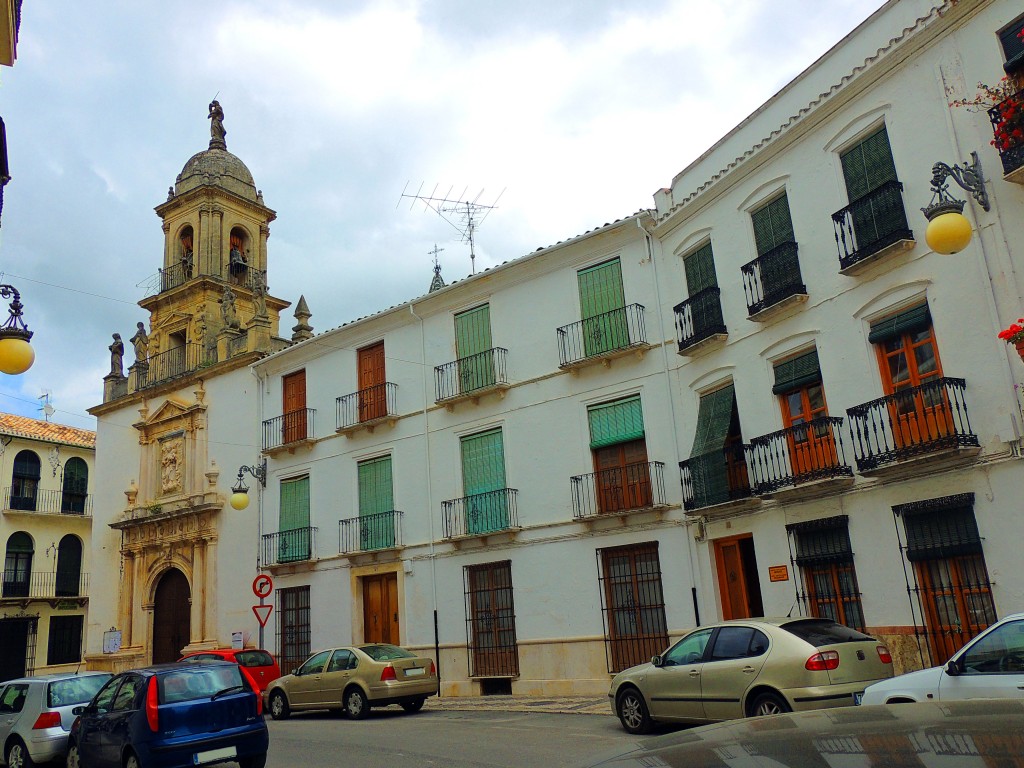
[921,151,990,255]
[0,284,33,375]
[230,459,266,510]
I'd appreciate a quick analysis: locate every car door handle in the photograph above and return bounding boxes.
[689,670,700,678]
[743,666,757,674]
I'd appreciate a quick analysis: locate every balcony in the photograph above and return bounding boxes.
[2,487,92,516]
[339,511,403,554]
[557,304,650,371]
[229,266,267,292]
[336,382,398,435]
[435,348,510,407]
[262,408,316,454]
[442,489,520,540]
[261,527,317,567]
[832,180,915,274]
[571,461,667,520]
[741,242,807,321]
[674,287,727,355]
[846,378,979,475]
[989,88,1024,183]
[136,344,215,390]
[1,571,89,601]
[158,260,194,292]
[679,443,757,513]
[747,417,853,496]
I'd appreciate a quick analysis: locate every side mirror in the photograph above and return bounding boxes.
[72,705,88,715]
[650,655,663,668]
[944,658,962,676]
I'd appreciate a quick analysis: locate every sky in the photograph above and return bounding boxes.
[0,0,884,431]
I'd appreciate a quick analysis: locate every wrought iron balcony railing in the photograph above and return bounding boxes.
[674,287,727,352]
[229,266,268,292]
[136,344,215,389]
[434,348,509,403]
[571,461,666,519]
[557,304,648,368]
[337,382,398,431]
[741,242,806,317]
[442,489,519,538]
[339,510,403,553]
[2,487,92,515]
[989,88,1024,177]
[1,570,90,599]
[679,443,754,511]
[261,527,317,566]
[846,377,978,472]
[746,417,852,494]
[262,408,316,452]
[159,259,194,292]
[832,180,914,271]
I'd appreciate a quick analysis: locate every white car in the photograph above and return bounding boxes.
[861,613,1024,704]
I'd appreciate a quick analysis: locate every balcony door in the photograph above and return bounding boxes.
[3,533,32,598]
[840,125,904,249]
[578,259,627,356]
[750,193,798,300]
[588,396,650,514]
[282,370,307,444]
[460,429,508,534]
[774,350,836,480]
[454,304,495,392]
[357,342,387,422]
[714,535,764,620]
[357,456,394,550]
[279,476,311,563]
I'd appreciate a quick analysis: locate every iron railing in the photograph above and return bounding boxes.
[158,260,194,292]
[261,527,317,566]
[2,487,92,515]
[746,417,852,493]
[229,266,268,292]
[571,461,666,519]
[336,382,398,430]
[674,287,727,352]
[679,442,754,511]
[741,242,806,316]
[442,489,519,538]
[463,561,520,678]
[434,348,509,403]
[557,304,647,368]
[846,377,978,472]
[136,344,215,389]
[1,571,89,599]
[262,408,316,452]
[339,510,403,553]
[832,180,913,271]
[989,88,1024,176]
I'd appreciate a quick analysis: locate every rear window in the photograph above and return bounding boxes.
[161,665,247,704]
[235,650,275,667]
[780,619,874,646]
[48,675,111,708]
[361,645,415,662]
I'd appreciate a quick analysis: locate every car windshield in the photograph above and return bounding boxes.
[781,619,874,645]
[235,650,274,667]
[161,666,247,704]
[360,644,415,662]
[48,675,112,708]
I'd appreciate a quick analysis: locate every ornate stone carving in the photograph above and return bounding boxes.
[160,437,184,495]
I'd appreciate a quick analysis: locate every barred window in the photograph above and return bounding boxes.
[787,516,865,631]
[597,542,668,673]
[47,615,84,665]
[464,561,519,678]
[276,586,311,676]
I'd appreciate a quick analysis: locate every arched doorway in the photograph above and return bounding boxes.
[152,568,190,663]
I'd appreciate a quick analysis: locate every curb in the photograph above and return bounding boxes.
[423,696,611,716]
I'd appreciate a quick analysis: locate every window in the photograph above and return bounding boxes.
[282,370,307,444]
[774,350,839,480]
[55,535,82,597]
[356,341,387,422]
[578,258,628,356]
[0,684,28,713]
[588,396,651,513]
[959,619,1024,674]
[297,649,330,676]
[278,476,310,563]
[464,561,519,677]
[460,429,509,533]
[47,615,84,665]
[662,628,713,666]
[10,450,40,511]
[749,193,801,306]
[327,649,357,672]
[357,456,395,550]
[111,675,144,711]
[598,542,668,672]
[787,517,865,632]
[680,241,725,342]
[998,15,1024,73]
[277,586,311,676]
[709,626,769,661]
[686,384,749,508]
[454,305,496,392]
[839,125,908,255]
[3,532,33,598]
[92,677,119,714]
[61,457,88,514]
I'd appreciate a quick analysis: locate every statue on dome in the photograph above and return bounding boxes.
[208,99,227,150]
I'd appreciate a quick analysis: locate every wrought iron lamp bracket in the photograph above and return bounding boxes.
[0,284,32,341]
[922,151,990,218]
[232,459,267,494]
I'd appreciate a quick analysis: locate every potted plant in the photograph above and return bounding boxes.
[997,318,1024,361]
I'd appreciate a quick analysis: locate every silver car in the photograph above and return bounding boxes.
[0,671,110,767]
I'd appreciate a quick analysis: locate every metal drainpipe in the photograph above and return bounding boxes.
[251,364,266,649]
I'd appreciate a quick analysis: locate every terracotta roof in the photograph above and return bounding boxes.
[0,413,95,449]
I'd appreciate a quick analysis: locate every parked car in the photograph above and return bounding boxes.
[0,671,110,768]
[581,699,1024,768]
[178,649,281,692]
[608,617,893,734]
[265,643,438,720]
[67,661,268,768]
[861,612,1024,705]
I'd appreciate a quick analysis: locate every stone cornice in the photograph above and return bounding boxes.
[155,186,277,223]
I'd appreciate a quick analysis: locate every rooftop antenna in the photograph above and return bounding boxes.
[399,183,505,275]
[38,391,54,423]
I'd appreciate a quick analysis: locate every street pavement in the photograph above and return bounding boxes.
[423,693,611,716]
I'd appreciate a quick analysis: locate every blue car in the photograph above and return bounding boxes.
[66,661,268,768]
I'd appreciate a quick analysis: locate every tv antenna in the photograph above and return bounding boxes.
[38,391,55,423]
[399,183,505,275]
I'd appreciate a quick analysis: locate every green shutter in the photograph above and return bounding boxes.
[841,126,897,202]
[455,304,495,391]
[688,385,736,508]
[460,429,509,534]
[903,506,983,562]
[279,476,310,562]
[751,194,795,256]
[578,258,628,356]
[358,456,394,550]
[587,396,644,449]
[868,304,931,344]
[684,242,718,294]
[772,349,822,395]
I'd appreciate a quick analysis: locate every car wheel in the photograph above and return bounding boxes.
[616,688,652,735]
[749,691,791,717]
[238,753,268,768]
[400,698,425,713]
[66,742,81,768]
[6,738,35,768]
[125,752,141,768]
[268,690,291,720]
[344,687,369,720]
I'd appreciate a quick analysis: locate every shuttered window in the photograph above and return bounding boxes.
[588,396,644,449]
[455,304,492,359]
[358,456,394,550]
[788,517,853,566]
[684,242,718,295]
[690,385,734,456]
[688,385,737,509]
[840,126,898,203]
[772,350,822,395]
[751,194,795,256]
[868,304,931,344]
[578,259,625,319]
[279,476,310,563]
[902,505,983,562]
[460,429,509,534]
[999,16,1024,70]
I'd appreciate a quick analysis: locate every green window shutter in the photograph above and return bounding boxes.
[751,194,795,257]
[357,456,394,550]
[279,477,310,531]
[867,304,931,344]
[787,516,853,566]
[455,304,492,359]
[460,429,508,534]
[684,242,718,294]
[772,349,822,395]
[587,396,644,449]
[902,506,983,562]
[999,20,1024,68]
[690,385,735,456]
[578,258,625,320]
[841,126,897,202]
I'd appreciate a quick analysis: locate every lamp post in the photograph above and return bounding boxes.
[921,152,990,255]
[0,284,33,375]
[230,459,266,511]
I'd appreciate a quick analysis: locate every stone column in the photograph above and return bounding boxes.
[191,538,206,643]
[120,551,135,647]
[205,536,218,642]
[259,224,270,275]
[198,204,211,276]
[212,206,224,277]
[142,601,155,665]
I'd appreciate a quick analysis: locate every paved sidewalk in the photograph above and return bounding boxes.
[423,694,611,716]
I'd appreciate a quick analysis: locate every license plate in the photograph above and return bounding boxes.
[405,667,426,677]
[194,746,237,765]
[853,692,863,705]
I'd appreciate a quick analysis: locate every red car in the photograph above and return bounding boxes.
[179,648,282,692]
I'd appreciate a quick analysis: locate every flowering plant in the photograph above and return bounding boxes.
[949,75,1024,152]
[997,318,1024,345]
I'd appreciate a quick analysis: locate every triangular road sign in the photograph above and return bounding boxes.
[252,604,273,627]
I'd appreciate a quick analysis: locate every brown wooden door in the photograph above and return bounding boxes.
[780,383,836,478]
[877,327,953,449]
[593,439,651,513]
[916,554,996,664]
[357,342,386,422]
[467,562,519,677]
[283,370,307,444]
[714,536,763,620]
[362,573,399,645]
[152,568,191,663]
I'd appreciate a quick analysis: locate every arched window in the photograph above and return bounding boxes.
[55,535,82,597]
[61,457,88,515]
[3,532,33,598]
[11,451,40,511]
[229,227,249,277]
[180,225,194,278]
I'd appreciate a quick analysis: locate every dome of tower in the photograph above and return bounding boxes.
[174,148,259,202]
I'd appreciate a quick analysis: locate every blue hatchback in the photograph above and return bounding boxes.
[67,661,268,768]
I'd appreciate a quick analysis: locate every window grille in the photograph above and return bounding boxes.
[596,542,668,673]
[463,561,519,678]
[276,586,311,676]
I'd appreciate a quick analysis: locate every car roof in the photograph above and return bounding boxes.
[129,660,238,675]
[1,671,111,685]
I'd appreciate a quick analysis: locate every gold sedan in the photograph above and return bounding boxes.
[266,644,438,720]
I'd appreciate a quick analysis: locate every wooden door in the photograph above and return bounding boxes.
[0,620,29,682]
[715,536,762,620]
[283,370,307,444]
[916,554,996,664]
[877,327,953,449]
[152,568,191,663]
[780,383,836,478]
[362,573,399,645]
[357,342,386,422]
[594,439,650,514]
[467,562,519,677]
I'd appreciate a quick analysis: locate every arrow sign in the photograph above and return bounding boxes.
[252,605,273,627]
[252,574,274,599]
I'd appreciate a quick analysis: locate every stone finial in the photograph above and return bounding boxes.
[125,480,139,508]
[291,295,313,342]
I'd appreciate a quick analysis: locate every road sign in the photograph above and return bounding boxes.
[253,604,273,627]
[252,574,274,599]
